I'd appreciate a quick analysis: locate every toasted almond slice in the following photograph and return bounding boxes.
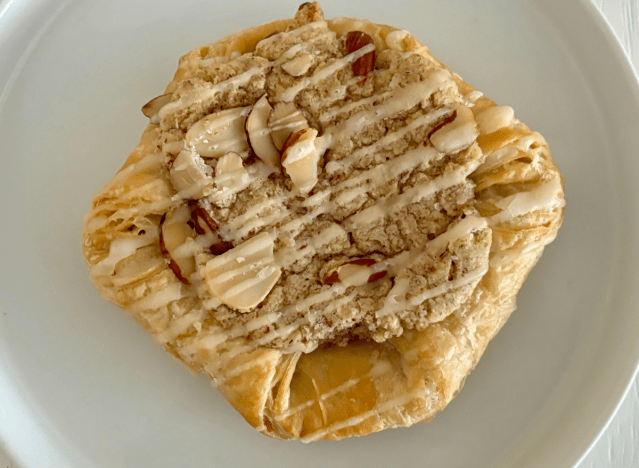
[322,259,387,286]
[169,149,213,198]
[163,139,186,157]
[112,256,166,287]
[281,54,314,77]
[191,205,219,236]
[159,206,196,283]
[246,95,280,166]
[204,231,281,311]
[142,93,173,124]
[215,152,249,191]
[429,105,479,154]
[268,102,309,150]
[281,128,320,195]
[191,205,234,256]
[186,107,251,158]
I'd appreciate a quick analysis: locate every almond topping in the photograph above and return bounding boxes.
[322,259,387,287]
[215,152,249,191]
[169,149,213,198]
[345,31,376,83]
[429,105,479,154]
[210,241,234,256]
[204,232,281,311]
[281,127,320,195]
[159,206,196,283]
[142,93,172,125]
[190,206,218,235]
[246,95,281,166]
[268,102,309,150]
[281,54,314,77]
[185,107,251,158]
[191,206,234,256]
[367,271,388,283]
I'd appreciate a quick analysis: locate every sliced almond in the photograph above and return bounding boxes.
[429,105,479,154]
[162,139,186,157]
[281,54,314,77]
[345,31,376,82]
[209,241,234,255]
[246,95,280,167]
[191,205,219,236]
[204,231,281,311]
[191,205,234,256]
[159,206,196,283]
[268,102,309,150]
[185,107,251,158]
[281,127,320,195]
[215,152,249,191]
[169,149,213,198]
[142,93,172,125]
[322,259,387,286]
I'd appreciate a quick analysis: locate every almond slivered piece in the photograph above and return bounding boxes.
[268,102,309,150]
[204,232,281,311]
[322,259,387,286]
[281,128,320,195]
[191,205,233,256]
[169,149,213,198]
[429,105,479,154]
[215,152,249,191]
[186,107,251,158]
[142,93,172,125]
[246,95,281,166]
[159,205,196,283]
[281,54,314,77]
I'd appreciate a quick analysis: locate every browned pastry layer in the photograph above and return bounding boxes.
[82,2,564,441]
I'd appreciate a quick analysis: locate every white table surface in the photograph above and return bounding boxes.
[0,1,637,467]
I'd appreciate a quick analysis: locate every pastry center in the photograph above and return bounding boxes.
[153,8,491,353]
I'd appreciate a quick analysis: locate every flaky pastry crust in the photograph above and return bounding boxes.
[82,3,564,441]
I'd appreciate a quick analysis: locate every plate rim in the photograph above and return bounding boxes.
[1,0,639,466]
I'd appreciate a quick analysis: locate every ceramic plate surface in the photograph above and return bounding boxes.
[1,0,639,466]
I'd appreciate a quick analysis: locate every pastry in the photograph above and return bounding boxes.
[82,2,565,441]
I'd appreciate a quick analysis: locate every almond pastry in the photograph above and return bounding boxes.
[82,2,565,441]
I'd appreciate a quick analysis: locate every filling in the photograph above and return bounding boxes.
[105,3,495,353]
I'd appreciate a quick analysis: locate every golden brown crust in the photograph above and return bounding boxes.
[82,2,564,441]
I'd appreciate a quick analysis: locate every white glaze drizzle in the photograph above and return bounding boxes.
[224,196,288,239]
[153,308,208,344]
[129,282,182,313]
[274,43,376,102]
[320,69,453,125]
[491,176,564,222]
[325,106,454,175]
[158,66,266,121]
[344,157,482,230]
[376,215,489,317]
[255,21,330,51]
[108,26,510,361]
[300,390,424,442]
[409,265,488,306]
[91,232,158,277]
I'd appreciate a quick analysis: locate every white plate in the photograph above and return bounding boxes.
[1,0,639,466]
